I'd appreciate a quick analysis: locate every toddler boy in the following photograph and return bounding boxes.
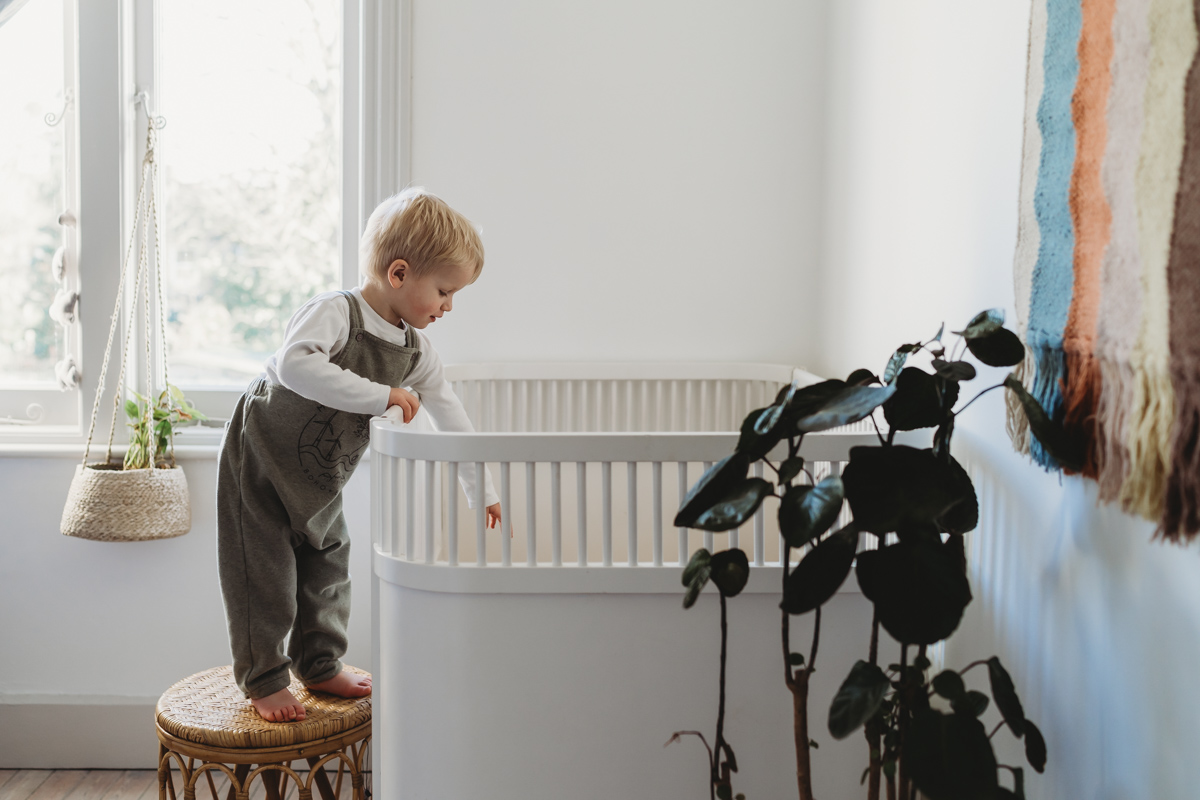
[217,188,500,722]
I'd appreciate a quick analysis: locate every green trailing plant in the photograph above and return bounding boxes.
[123,384,206,470]
[671,310,1057,800]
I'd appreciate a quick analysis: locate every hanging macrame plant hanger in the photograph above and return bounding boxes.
[60,107,191,542]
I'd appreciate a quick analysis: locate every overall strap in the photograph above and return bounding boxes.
[338,290,366,330]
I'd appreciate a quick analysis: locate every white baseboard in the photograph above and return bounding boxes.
[0,697,160,769]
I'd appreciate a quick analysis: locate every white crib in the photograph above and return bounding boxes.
[369,363,885,800]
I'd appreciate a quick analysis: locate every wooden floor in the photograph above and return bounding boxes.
[0,769,366,799]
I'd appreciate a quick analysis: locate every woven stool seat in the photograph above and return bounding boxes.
[155,666,371,800]
[157,665,371,750]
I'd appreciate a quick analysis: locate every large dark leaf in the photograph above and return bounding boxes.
[932,359,977,382]
[681,548,712,587]
[778,476,844,548]
[855,538,973,645]
[681,549,712,609]
[776,379,846,422]
[952,691,989,718]
[846,368,878,386]
[778,456,805,485]
[954,309,1005,340]
[692,478,774,532]
[781,526,857,615]
[936,455,979,535]
[1004,375,1084,471]
[709,548,750,598]
[842,446,963,534]
[882,368,958,432]
[828,660,891,740]
[675,453,751,528]
[796,384,897,433]
[931,670,965,701]
[966,327,1025,367]
[986,656,1027,737]
[1024,720,1047,773]
[907,709,999,800]
[736,406,786,461]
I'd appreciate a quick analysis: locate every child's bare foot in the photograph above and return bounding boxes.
[251,687,307,722]
[307,670,372,698]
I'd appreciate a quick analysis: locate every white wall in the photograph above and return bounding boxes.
[820,2,1200,799]
[0,0,832,770]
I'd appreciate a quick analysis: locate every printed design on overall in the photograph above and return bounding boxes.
[297,406,371,493]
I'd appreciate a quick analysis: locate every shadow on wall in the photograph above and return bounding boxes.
[949,412,1200,800]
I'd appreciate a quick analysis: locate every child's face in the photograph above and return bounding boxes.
[391,261,475,329]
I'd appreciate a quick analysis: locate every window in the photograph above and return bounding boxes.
[0,0,392,442]
[0,0,79,428]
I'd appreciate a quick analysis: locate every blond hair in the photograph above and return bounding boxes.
[359,188,484,285]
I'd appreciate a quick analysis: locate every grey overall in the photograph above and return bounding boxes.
[217,291,419,699]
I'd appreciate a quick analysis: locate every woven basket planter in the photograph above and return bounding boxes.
[60,463,191,542]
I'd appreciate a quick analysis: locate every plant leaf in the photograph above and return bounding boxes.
[828,660,891,740]
[855,538,973,645]
[846,368,878,386]
[882,368,959,432]
[777,379,848,425]
[842,446,965,534]
[1004,374,1084,470]
[936,455,978,535]
[1024,720,1047,773]
[778,476,844,548]
[796,384,897,433]
[966,327,1025,367]
[932,359,977,382]
[692,478,774,532]
[683,567,711,609]
[124,399,139,419]
[681,548,712,587]
[953,309,1005,340]
[986,656,1027,737]
[675,453,751,528]
[736,407,785,461]
[907,708,999,800]
[781,525,857,615]
[778,455,805,485]
[709,549,750,598]
[931,670,965,701]
[951,690,989,718]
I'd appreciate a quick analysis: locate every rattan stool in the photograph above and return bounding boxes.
[155,665,371,800]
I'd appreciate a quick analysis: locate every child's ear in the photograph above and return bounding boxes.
[388,259,409,289]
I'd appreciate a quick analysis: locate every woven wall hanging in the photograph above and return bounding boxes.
[1009,0,1200,541]
[60,109,191,542]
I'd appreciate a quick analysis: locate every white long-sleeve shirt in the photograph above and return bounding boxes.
[264,287,499,508]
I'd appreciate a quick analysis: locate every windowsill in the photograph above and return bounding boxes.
[0,424,226,459]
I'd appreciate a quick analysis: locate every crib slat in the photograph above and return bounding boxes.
[551,461,562,567]
[500,462,512,566]
[753,460,765,566]
[389,457,402,557]
[526,462,537,566]
[371,445,381,553]
[448,462,459,566]
[627,461,638,567]
[405,458,415,560]
[425,460,435,564]
[677,461,688,564]
[576,462,588,566]
[652,461,663,566]
[602,461,613,566]
[475,461,486,567]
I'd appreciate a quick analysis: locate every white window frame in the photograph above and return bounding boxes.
[0,0,404,450]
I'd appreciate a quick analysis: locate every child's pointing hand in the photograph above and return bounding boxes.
[486,503,507,536]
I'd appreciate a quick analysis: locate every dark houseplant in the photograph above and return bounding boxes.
[667,310,1069,800]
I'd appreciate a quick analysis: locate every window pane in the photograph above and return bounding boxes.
[0,0,65,386]
[160,0,341,387]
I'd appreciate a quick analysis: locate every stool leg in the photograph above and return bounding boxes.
[306,757,337,800]
[261,765,283,800]
[226,764,250,800]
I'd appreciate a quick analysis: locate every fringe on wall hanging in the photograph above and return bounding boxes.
[1009,0,1200,541]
